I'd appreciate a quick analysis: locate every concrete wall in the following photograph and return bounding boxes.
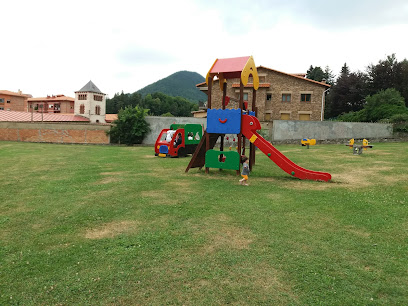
[0,117,393,145]
[264,120,393,141]
[0,122,110,144]
[143,116,206,144]
[142,117,393,145]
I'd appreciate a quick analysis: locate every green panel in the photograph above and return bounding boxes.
[184,124,203,145]
[205,150,240,170]
[170,124,185,130]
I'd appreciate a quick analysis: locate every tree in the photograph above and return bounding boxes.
[306,65,325,82]
[367,54,408,107]
[323,66,335,85]
[108,106,150,145]
[364,88,407,122]
[325,63,369,118]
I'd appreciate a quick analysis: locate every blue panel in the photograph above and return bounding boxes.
[244,111,256,117]
[207,108,241,134]
[159,145,169,154]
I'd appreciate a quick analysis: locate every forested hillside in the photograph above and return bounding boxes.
[106,92,199,116]
[136,71,207,103]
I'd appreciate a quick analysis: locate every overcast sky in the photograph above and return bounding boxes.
[2,0,407,98]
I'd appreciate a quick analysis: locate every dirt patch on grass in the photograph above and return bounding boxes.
[84,220,140,239]
[345,226,371,238]
[195,214,254,254]
[100,171,127,176]
[140,190,179,205]
[249,264,298,302]
[332,166,394,188]
[144,155,157,158]
[165,180,196,193]
[276,165,400,191]
[94,176,122,185]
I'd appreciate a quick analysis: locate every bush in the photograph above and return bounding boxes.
[337,109,367,122]
[365,88,407,122]
[389,113,408,133]
[108,106,150,145]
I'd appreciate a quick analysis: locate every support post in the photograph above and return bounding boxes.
[219,81,227,170]
[250,88,257,170]
[237,80,244,175]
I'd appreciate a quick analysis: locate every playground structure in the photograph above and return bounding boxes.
[346,138,373,155]
[185,56,332,182]
[301,138,316,149]
[155,123,203,157]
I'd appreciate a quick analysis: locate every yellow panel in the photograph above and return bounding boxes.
[249,135,258,143]
[206,59,218,85]
[264,113,271,121]
[241,56,259,90]
[281,113,290,120]
[299,114,311,121]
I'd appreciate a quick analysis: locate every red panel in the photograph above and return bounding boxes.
[241,115,332,182]
[210,56,250,74]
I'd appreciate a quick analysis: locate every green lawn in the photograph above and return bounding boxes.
[1,141,407,305]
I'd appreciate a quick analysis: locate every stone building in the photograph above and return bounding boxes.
[0,90,31,112]
[74,81,106,123]
[197,66,330,121]
[27,95,75,113]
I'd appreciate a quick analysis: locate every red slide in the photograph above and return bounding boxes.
[242,115,331,182]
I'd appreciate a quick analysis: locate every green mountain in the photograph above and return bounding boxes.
[136,71,207,103]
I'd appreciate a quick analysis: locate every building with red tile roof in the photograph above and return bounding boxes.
[0,90,31,112]
[196,65,330,121]
[27,95,75,114]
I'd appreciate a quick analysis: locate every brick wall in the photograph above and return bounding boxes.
[0,94,27,112]
[0,122,110,144]
[209,67,328,121]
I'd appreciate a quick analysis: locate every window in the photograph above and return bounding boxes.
[94,95,103,101]
[0,107,4,110]
[78,94,87,100]
[0,98,4,104]
[299,114,311,121]
[282,94,291,102]
[7,100,10,103]
[95,105,101,115]
[80,104,85,114]
[264,113,271,121]
[301,94,311,102]
[242,93,248,101]
[266,94,272,101]
[280,113,290,120]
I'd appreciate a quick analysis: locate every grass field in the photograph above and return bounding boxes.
[0,141,407,305]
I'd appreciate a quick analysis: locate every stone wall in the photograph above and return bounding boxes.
[0,122,110,144]
[263,120,393,142]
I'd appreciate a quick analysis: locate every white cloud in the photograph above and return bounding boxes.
[1,0,407,98]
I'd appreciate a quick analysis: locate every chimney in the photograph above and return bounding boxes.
[18,89,22,95]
